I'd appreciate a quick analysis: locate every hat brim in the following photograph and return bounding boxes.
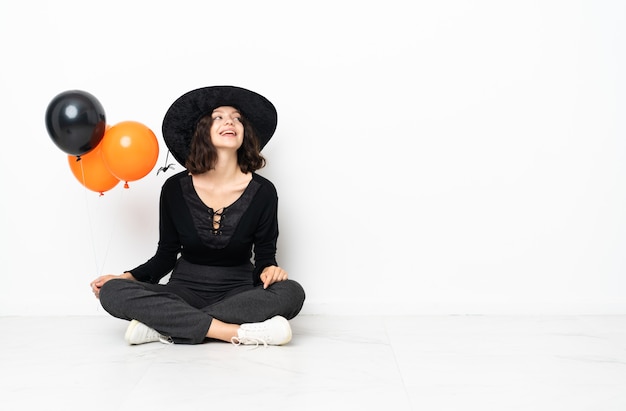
[162,86,277,166]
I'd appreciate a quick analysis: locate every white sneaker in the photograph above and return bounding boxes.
[232,315,292,347]
[124,319,173,345]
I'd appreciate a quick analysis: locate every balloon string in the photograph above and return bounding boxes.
[78,159,125,278]
[98,186,126,277]
[79,160,102,276]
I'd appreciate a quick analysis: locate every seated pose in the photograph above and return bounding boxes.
[90,86,305,346]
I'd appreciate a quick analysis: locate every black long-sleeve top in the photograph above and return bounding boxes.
[128,170,279,286]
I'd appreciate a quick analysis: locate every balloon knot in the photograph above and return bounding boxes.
[75,156,82,162]
[99,192,104,197]
[124,182,129,189]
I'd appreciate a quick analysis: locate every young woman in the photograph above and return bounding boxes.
[90,86,305,346]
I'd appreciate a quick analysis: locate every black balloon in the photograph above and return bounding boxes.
[45,90,106,156]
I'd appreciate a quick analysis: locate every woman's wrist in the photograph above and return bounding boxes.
[120,272,136,281]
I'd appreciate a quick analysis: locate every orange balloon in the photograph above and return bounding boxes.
[100,121,159,187]
[68,144,120,195]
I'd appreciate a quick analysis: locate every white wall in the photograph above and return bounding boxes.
[1,0,624,316]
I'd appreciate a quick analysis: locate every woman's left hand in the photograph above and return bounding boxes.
[260,265,288,289]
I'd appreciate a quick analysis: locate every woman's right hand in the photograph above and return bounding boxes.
[90,272,135,299]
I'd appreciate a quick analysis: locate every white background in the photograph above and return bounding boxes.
[0,0,624,316]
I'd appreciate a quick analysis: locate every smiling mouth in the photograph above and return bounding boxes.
[220,130,236,136]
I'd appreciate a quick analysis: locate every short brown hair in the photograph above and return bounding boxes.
[185,113,266,174]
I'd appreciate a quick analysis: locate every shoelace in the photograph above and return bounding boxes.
[231,336,268,348]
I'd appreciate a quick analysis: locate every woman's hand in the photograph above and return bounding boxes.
[90,272,135,299]
[260,265,288,289]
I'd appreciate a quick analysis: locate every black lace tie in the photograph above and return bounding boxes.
[210,207,225,235]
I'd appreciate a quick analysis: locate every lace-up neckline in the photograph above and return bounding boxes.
[180,175,261,249]
[209,207,226,236]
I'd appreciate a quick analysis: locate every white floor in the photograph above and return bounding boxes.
[1,315,626,411]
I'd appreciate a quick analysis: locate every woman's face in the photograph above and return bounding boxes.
[210,106,244,150]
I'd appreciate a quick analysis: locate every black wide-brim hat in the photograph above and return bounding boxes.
[162,85,278,166]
